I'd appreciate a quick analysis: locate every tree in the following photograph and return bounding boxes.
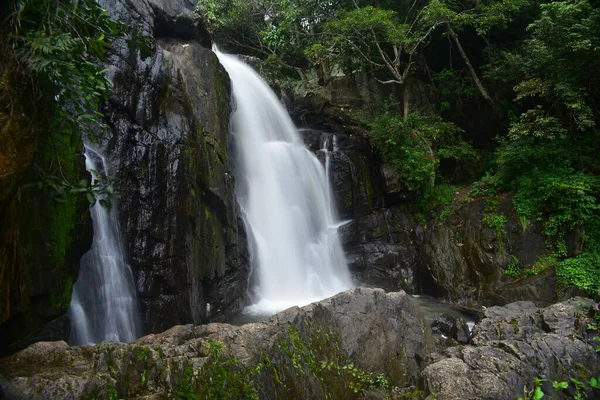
[321,3,444,118]
[198,0,355,82]
[420,0,527,105]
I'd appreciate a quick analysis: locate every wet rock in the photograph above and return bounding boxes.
[298,128,380,220]
[340,194,554,308]
[340,208,421,293]
[0,132,92,355]
[431,314,470,344]
[292,101,554,308]
[96,0,249,333]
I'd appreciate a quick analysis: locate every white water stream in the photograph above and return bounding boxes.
[216,51,353,316]
[69,146,141,345]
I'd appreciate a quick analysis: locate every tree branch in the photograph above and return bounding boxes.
[447,26,495,105]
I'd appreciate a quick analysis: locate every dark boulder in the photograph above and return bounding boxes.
[431,314,470,344]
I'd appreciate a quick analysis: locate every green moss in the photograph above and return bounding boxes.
[50,278,73,312]
[135,346,150,361]
[510,318,520,334]
[37,130,82,267]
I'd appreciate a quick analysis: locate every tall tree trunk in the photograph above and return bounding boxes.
[448,27,494,105]
[403,82,410,121]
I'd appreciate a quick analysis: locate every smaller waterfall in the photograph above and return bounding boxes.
[69,146,141,345]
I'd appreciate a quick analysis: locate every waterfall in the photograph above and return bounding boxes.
[216,51,353,316]
[68,146,141,345]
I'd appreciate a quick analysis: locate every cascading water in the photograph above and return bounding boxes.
[68,146,141,345]
[216,51,353,316]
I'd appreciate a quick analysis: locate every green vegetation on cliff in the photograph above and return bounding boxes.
[0,0,129,346]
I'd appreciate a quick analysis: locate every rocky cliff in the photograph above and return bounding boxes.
[0,101,92,355]
[0,0,251,353]
[97,0,249,333]
[291,99,556,308]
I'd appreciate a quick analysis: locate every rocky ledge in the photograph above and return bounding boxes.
[0,288,598,400]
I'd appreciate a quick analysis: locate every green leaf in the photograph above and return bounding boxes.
[552,381,569,390]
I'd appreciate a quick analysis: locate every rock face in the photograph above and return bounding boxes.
[291,100,554,308]
[422,298,600,400]
[1,292,598,400]
[0,288,434,400]
[0,120,92,355]
[97,0,249,333]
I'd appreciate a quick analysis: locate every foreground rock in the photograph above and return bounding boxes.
[422,298,600,399]
[0,288,434,399]
[1,290,597,400]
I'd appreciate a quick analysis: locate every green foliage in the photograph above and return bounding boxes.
[277,326,397,398]
[481,199,507,253]
[1,0,133,206]
[433,69,477,112]
[321,5,423,78]
[505,256,521,278]
[5,0,121,133]
[469,172,503,198]
[369,111,477,194]
[480,0,600,281]
[174,339,259,400]
[517,377,546,400]
[416,184,456,222]
[519,373,600,400]
[422,0,527,35]
[512,168,599,238]
[505,0,599,139]
[173,329,406,400]
[556,253,600,294]
[197,0,347,82]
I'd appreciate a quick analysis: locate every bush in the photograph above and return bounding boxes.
[369,111,478,194]
[513,168,599,238]
[415,183,456,221]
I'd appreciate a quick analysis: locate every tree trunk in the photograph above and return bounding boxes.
[448,27,494,105]
[403,82,410,121]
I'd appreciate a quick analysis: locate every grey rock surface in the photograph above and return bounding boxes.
[431,314,470,344]
[422,298,600,400]
[1,293,598,400]
[0,288,434,400]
